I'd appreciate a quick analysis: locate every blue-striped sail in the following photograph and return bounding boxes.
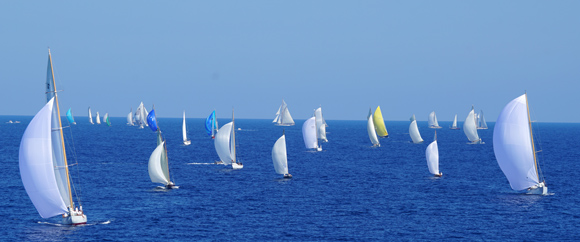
[205,111,216,138]
[147,109,158,132]
[66,108,76,125]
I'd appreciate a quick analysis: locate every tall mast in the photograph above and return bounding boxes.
[48,49,75,209]
[525,93,541,182]
[232,109,236,162]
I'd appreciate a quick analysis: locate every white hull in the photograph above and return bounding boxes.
[62,211,87,225]
[283,173,293,178]
[232,162,243,169]
[526,182,548,195]
[468,139,484,144]
[429,126,442,129]
[274,123,295,126]
[183,140,191,146]
[316,147,322,152]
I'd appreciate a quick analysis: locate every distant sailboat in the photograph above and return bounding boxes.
[127,108,134,126]
[409,115,424,144]
[205,110,218,139]
[182,111,191,145]
[66,108,76,125]
[464,106,483,144]
[96,111,101,124]
[135,102,148,128]
[147,108,178,189]
[273,99,295,126]
[104,113,111,126]
[302,116,321,151]
[477,110,488,129]
[367,108,380,147]
[426,131,442,177]
[88,107,94,124]
[493,93,547,195]
[214,110,243,169]
[272,131,292,178]
[314,107,328,142]
[19,49,87,225]
[373,106,388,137]
[450,114,460,130]
[428,111,442,129]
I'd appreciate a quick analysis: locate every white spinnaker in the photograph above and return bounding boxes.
[493,94,539,191]
[272,134,288,175]
[149,141,169,185]
[19,98,68,218]
[314,108,327,141]
[215,122,234,165]
[426,140,439,175]
[302,117,318,149]
[463,109,480,142]
[367,113,379,146]
[409,120,424,143]
[428,111,439,127]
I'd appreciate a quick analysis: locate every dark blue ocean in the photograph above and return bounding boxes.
[1,116,579,241]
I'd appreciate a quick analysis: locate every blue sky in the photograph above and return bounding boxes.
[1,1,578,122]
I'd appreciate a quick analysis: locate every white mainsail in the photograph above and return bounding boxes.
[96,111,101,124]
[88,107,94,124]
[426,139,440,175]
[493,94,545,193]
[478,110,488,129]
[273,100,295,126]
[19,98,68,218]
[272,134,289,175]
[215,122,234,165]
[148,141,170,185]
[463,107,481,143]
[182,111,190,145]
[127,108,134,126]
[314,107,327,142]
[409,119,424,144]
[302,117,318,149]
[428,111,441,128]
[450,114,459,129]
[367,108,380,146]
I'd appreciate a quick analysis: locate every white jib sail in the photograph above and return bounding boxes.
[428,111,439,127]
[127,111,133,125]
[367,112,379,146]
[272,105,281,123]
[19,98,68,218]
[452,114,458,128]
[272,134,288,175]
[302,117,318,149]
[215,122,234,165]
[463,109,480,142]
[96,112,101,124]
[314,107,327,142]
[281,106,294,125]
[88,107,93,124]
[493,94,539,191]
[409,120,424,143]
[182,111,188,142]
[426,140,439,175]
[149,141,169,185]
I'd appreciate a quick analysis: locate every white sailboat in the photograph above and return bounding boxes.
[273,99,295,126]
[182,111,191,145]
[367,108,380,147]
[214,110,243,169]
[19,49,87,225]
[477,110,488,129]
[127,108,134,126]
[426,131,442,177]
[96,111,101,124]
[463,106,483,144]
[450,114,460,130]
[428,111,442,129]
[104,113,111,126]
[147,109,178,189]
[272,132,292,178]
[493,93,547,195]
[135,102,148,128]
[409,117,424,144]
[88,107,94,124]
[302,116,321,151]
[314,107,328,142]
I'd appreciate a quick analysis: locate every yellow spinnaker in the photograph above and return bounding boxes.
[373,106,388,137]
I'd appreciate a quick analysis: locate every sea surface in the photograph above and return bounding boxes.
[1,116,579,241]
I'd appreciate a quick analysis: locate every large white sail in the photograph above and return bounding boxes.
[409,120,424,144]
[426,139,440,175]
[19,98,68,218]
[463,108,481,143]
[314,107,327,142]
[302,117,318,149]
[215,122,234,165]
[493,94,541,191]
[367,109,380,146]
[272,134,288,175]
[88,107,94,124]
[274,100,295,126]
[428,111,441,128]
[148,141,170,185]
[96,112,101,124]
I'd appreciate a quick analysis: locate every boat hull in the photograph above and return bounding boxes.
[183,140,191,146]
[62,212,87,225]
[526,182,548,195]
[232,162,243,169]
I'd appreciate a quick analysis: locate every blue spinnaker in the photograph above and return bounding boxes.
[147,109,158,131]
[205,111,215,136]
[66,108,75,124]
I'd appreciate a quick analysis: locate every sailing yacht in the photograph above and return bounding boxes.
[428,111,442,129]
[477,110,488,129]
[273,99,295,126]
[182,111,191,145]
[214,110,243,169]
[88,107,94,124]
[66,108,76,125]
[205,110,218,139]
[493,93,547,195]
[19,49,87,225]
[367,108,380,147]
[314,107,328,142]
[464,106,483,144]
[272,131,292,178]
[302,117,321,151]
[147,108,178,189]
[104,113,111,126]
[96,111,101,124]
[373,106,388,137]
[409,115,424,144]
[450,114,460,130]
[426,131,442,177]
[127,108,134,126]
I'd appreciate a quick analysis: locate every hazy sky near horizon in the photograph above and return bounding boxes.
[1,1,578,122]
